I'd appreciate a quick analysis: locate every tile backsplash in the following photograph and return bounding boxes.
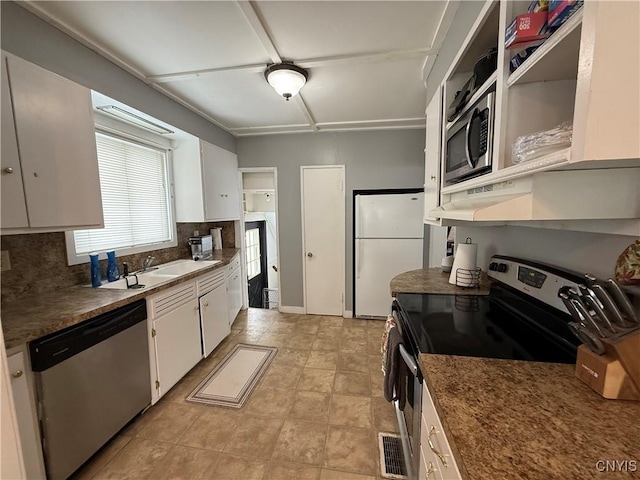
[0,222,235,302]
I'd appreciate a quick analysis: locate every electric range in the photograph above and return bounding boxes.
[391,255,587,480]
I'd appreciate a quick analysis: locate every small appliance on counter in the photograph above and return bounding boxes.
[189,234,213,260]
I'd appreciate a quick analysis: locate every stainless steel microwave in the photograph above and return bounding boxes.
[444,91,495,185]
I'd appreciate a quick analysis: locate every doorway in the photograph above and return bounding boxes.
[301,165,345,316]
[245,221,267,308]
[240,168,280,310]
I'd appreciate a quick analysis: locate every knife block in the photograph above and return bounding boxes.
[575,331,640,401]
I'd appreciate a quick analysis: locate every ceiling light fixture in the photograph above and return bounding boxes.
[96,105,174,134]
[264,63,309,101]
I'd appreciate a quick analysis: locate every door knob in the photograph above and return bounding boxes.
[11,370,23,378]
[4,167,14,174]
[307,252,313,258]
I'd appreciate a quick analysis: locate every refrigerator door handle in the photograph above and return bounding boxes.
[356,239,362,278]
[355,195,362,238]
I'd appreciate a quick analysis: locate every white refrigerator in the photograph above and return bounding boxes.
[355,191,424,318]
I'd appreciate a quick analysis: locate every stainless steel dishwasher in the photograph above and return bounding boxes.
[29,299,151,479]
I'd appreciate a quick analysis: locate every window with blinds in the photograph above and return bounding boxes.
[72,132,173,256]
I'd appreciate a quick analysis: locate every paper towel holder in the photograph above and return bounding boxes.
[455,267,481,289]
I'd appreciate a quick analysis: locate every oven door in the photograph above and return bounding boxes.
[392,302,422,480]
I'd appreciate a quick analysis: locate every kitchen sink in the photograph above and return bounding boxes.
[95,259,222,290]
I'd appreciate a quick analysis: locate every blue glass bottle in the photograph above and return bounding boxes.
[107,251,120,282]
[90,253,102,288]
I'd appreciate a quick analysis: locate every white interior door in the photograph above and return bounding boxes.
[302,166,345,316]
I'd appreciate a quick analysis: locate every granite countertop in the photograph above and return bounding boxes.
[419,354,640,480]
[390,267,491,296]
[2,249,240,349]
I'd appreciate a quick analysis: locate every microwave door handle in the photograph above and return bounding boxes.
[465,108,479,168]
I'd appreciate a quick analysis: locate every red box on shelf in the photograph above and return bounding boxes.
[505,11,550,49]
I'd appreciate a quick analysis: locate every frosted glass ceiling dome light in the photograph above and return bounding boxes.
[264,63,309,101]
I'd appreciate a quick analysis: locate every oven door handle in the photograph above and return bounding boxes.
[399,344,418,377]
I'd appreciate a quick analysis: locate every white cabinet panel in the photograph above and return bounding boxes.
[7,351,46,479]
[226,265,242,326]
[200,284,230,357]
[173,138,240,222]
[3,54,102,230]
[0,55,28,228]
[151,289,201,397]
[202,141,240,221]
[424,87,443,225]
[421,383,462,480]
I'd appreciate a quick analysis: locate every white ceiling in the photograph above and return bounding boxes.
[24,1,458,137]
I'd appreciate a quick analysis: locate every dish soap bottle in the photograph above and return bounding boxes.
[107,251,120,282]
[90,253,102,288]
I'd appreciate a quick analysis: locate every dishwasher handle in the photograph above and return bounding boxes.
[30,300,147,372]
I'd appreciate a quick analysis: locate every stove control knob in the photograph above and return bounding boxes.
[497,263,508,273]
[489,262,498,271]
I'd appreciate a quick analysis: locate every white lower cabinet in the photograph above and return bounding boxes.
[420,383,462,480]
[197,269,230,357]
[7,351,46,479]
[148,282,201,402]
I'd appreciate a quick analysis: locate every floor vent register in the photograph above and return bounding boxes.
[378,432,408,479]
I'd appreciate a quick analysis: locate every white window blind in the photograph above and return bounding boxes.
[73,133,172,254]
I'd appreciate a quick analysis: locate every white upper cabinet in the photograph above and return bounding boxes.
[428,0,640,232]
[173,137,240,222]
[424,86,443,225]
[1,52,103,232]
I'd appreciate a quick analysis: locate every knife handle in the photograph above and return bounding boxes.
[558,291,584,322]
[604,278,638,323]
[591,284,630,328]
[570,298,605,338]
[568,322,605,355]
[581,292,617,333]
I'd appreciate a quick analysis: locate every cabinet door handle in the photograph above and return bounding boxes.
[11,370,23,378]
[430,175,436,180]
[428,425,448,467]
[426,461,435,478]
[205,302,209,307]
[193,306,198,312]
[4,167,14,174]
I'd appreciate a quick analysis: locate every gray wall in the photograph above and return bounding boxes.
[237,130,425,310]
[456,225,637,281]
[0,1,235,152]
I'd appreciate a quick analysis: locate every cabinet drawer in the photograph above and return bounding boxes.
[420,440,444,480]
[197,268,226,296]
[227,254,241,276]
[422,383,461,480]
[147,281,196,318]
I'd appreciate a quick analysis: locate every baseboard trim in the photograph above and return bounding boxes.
[279,305,306,314]
[343,310,353,318]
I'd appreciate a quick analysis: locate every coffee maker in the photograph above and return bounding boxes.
[189,234,213,260]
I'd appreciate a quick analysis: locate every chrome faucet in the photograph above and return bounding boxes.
[142,256,155,271]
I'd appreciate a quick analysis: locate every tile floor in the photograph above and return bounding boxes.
[72,308,399,480]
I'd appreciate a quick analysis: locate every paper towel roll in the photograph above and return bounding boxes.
[448,238,478,286]
[210,228,223,250]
